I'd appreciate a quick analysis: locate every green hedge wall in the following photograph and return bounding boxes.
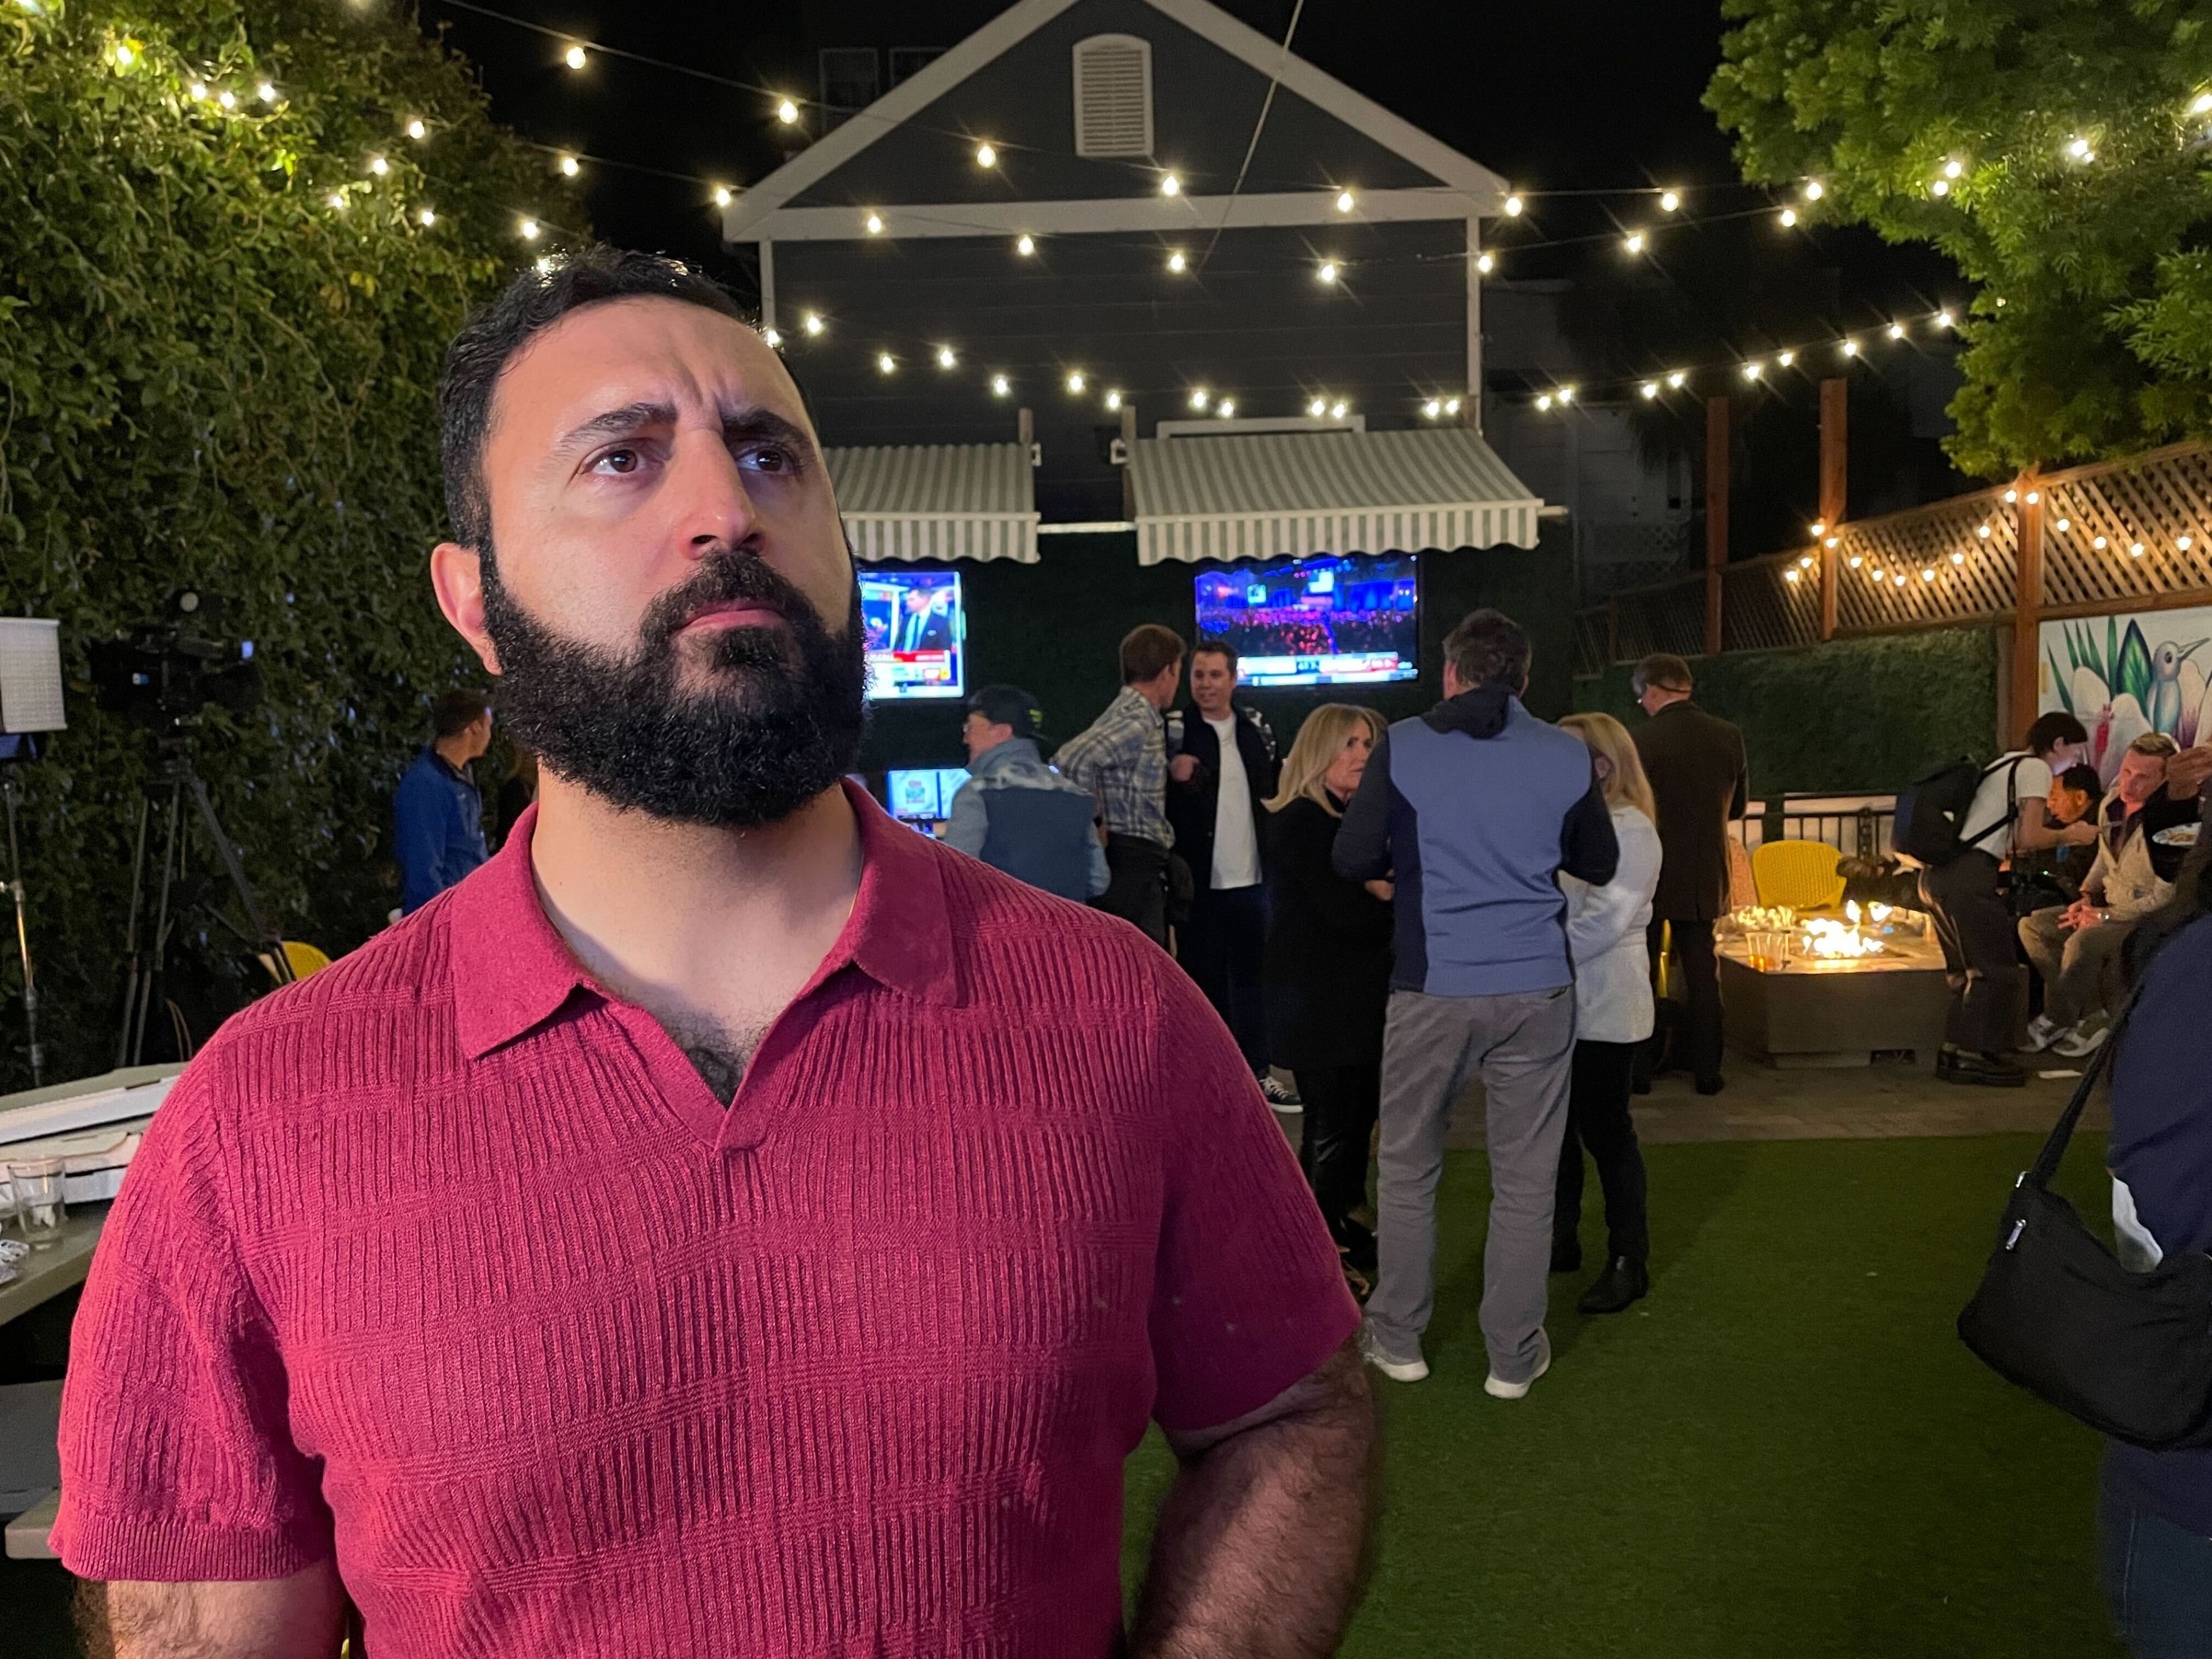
[859,521,1577,772]
[1573,628,2001,796]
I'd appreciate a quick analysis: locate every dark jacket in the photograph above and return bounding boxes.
[1633,700,1749,922]
[1263,793,1393,1069]
[393,746,487,914]
[2104,913,2212,1534]
[1165,703,1279,891]
[1334,684,1618,997]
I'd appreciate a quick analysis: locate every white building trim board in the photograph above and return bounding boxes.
[738,186,1482,243]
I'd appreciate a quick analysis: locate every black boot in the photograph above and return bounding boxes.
[1935,1046,2027,1089]
[1577,1256,1650,1315]
[1550,1236,1582,1275]
[1334,1217,1377,1277]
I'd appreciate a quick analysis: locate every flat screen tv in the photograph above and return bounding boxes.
[861,569,965,701]
[885,767,971,822]
[1192,552,1420,687]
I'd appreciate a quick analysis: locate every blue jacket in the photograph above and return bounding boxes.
[393,746,487,914]
[943,737,1110,903]
[1334,685,1619,997]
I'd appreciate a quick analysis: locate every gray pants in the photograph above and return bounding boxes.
[1365,984,1576,1384]
[2018,905,2135,1029]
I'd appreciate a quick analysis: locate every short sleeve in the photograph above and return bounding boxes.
[52,1069,332,1581]
[1145,960,1360,1434]
[2016,757,2053,801]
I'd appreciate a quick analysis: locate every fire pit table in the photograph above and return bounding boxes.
[1713,904,1956,1068]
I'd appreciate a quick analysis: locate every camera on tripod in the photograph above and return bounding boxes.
[88,590,260,730]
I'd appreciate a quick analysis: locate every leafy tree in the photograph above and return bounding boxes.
[0,0,573,1087]
[1707,0,2212,477]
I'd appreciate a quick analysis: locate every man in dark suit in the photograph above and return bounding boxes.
[891,585,955,654]
[1629,653,1747,1094]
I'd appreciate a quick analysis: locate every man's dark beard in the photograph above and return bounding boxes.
[479,547,869,828]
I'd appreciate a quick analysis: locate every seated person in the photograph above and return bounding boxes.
[2010,763,2104,911]
[2020,736,2179,1056]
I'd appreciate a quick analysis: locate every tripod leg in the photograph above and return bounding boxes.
[3,778,40,1087]
[130,779,184,1069]
[185,775,290,986]
[115,793,153,1070]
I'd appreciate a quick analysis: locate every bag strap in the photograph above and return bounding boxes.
[2025,980,2145,1188]
[1957,756,2028,852]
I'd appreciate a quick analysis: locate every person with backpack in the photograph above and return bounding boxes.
[1907,711,2091,1086]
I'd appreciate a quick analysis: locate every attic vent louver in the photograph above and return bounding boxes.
[1073,35,1153,159]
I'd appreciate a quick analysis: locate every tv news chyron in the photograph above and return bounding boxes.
[1191,552,1419,688]
[861,569,965,701]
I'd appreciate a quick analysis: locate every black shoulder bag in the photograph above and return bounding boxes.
[1957,998,2212,1449]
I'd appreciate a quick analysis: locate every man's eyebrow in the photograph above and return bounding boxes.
[553,400,676,456]
[722,408,817,460]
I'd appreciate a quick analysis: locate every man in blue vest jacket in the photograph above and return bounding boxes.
[1335,608,1618,1400]
[943,685,1109,903]
[393,690,493,914]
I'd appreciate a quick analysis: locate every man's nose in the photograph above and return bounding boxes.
[668,430,759,558]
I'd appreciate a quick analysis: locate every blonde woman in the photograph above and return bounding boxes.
[1262,705,1393,1286]
[1553,712,1664,1315]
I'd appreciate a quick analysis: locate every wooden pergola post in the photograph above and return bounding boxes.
[1818,378,1847,641]
[2012,473,2044,747]
[1705,395,1729,656]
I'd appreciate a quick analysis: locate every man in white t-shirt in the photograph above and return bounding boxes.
[1918,710,2093,1086]
[1167,639,1287,1104]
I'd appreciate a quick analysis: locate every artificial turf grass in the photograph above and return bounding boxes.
[1123,1133,2129,1657]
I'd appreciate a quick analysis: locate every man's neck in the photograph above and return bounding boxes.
[527,776,865,1096]
[1198,703,1233,723]
[433,736,475,772]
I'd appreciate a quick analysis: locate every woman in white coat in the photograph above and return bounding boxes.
[1553,713,1665,1315]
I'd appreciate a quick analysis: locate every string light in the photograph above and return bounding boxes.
[1777,350,1796,367]
[876,352,896,375]
[2003,489,2017,503]
[1937,310,1955,328]
[2066,137,2094,161]
[1016,234,1036,256]
[1066,371,1086,393]
[974,143,997,168]
[1825,536,1840,549]
[533,255,556,275]
[1930,179,1950,198]
[1537,393,1554,412]
[1893,573,1907,588]
[1742,360,1764,379]
[1335,190,1355,213]
[1445,396,1462,416]
[1556,385,1576,404]
[713,186,733,207]
[260,82,280,104]
[2056,517,2071,531]
[217,89,236,109]
[1105,390,1123,411]
[2092,534,2109,549]
[1503,194,1524,216]
[404,116,425,139]
[518,217,539,240]
[1660,190,1681,212]
[1475,252,1495,275]
[1943,159,1964,179]
[1848,554,1863,568]
[1316,259,1339,283]
[328,191,348,211]
[1921,568,1936,582]
[802,311,824,336]
[991,374,1010,396]
[1666,370,1686,388]
[1778,207,1797,227]
[563,43,587,70]
[1951,550,1966,565]
[1190,389,1210,410]
[763,328,782,348]
[367,155,388,176]
[1166,249,1187,272]
[1308,397,1327,416]
[2193,93,2212,116]
[1640,381,1659,400]
[1888,321,1906,340]
[1423,398,1444,418]
[864,212,885,234]
[112,43,135,67]
[1811,522,1827,537]
[2025,491,2040,504]
[1786,567,1801,583]
[1217,399,1237,418]
[1623,232,1645,255]
[188,79,207,99]
[1803,180,1824,200]
[935,345,957,368]
[1978,523,1993,538]
[1158,172,1181,197]
[1330,399,1348,418]
[416,207,435,226]
[1842,338,1861,357]
[2131,540,2147,556]
[776,99,800,124]
[558,154,579,177]
[2181,534,2196,551]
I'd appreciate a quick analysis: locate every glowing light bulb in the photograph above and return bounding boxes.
[1804,180,1824,200]
[328,192,348,211]
[2194,93,2212,115]
[991,374,1010,397]
[1166,249,1186,272]
[368,155,388,176]
[1308,398,1327,417]
[1640,381,1659,400]
[563,43,587,70]
[1888,321,1906,340]
[1190,389,1209,410]
[1979,524,1993,538]
[416,207,435,226]
[1778,350,1796,367]
[1943,159,1964,180]
[1536,394,1554,412]
[2092,535,2109,549]
[2056,518,2071,532]
[188,79,207,100]
[558,154,578,177]
[876,352,896,375]
[533,256,555,275]
[262,83,281,104]
[2180,535,2195,551]
[1893,573,1907,588]
[2004,490,2017,503]
[1016,234,1036,256]
[2131,541,2147,556]
[936,346,957,369]
[1066,371,1086,393]
[1624,232,1645,254]
[1952,550,1966,565]
[217,89,236,109]
[2025,491,2040,504]
[1921,568,1936,582]
[1423,398,1443,419]
[518,217,539,240]
[1667,371,1687,388]
[1742,360,1764,380]
[713,186,732,208]
[1779,207,1797,227]
[1811,522,1827,537]
[864,212,885,234]
[1825,536,1840,549]
[800,313,826,339]
[1105,390,1123,411]
[1555,387,1574,405]
[1848,554,1863,568]
[1445,397,1462,415]
[1317,260,1339,283]
[1660,190,1681,212]
[763,328,782,349]
[1158,172,1181,196]
[1842,339,1860,357]
[1475,252,1495,275]
[777,99,800,124]
[1217,399,1236,418]
[113,43,135,67]
[1785,568,1801,583]
[1330,400,1347,418]
[1930,178,1950,197]
[405,117,427,139]
[1335,190,1355,213]
[2067,137,2093,161]
[1503,194,1524,216]
[975,143,997,168]
[1937,310,1955,328]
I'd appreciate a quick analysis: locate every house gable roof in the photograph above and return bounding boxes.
[724,0,1505,240]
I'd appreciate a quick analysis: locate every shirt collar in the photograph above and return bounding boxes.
[446,778,959,1062]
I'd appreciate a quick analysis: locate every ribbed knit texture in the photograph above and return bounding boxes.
[55,787,1357,1657]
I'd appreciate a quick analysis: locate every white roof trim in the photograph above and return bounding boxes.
[722,0,1506,241]
[738,185,1482,242]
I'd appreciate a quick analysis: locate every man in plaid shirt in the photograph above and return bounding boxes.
[1055,624,1185,945]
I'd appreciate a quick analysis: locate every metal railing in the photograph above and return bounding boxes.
[1730,794,1897,863]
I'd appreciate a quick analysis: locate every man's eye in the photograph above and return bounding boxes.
[744,444,794,474]
[591,448,642,475]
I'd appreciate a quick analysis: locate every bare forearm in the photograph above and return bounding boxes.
[89,1563,346,1659]
[1131,1343,1376,1658]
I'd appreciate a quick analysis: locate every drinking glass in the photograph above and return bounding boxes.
[5,1158,66,1249]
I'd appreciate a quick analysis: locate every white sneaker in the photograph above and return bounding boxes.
[1359,1328,1429,1384]
[2052,1020,2111,1059]
[2021,1013,2064,1054]
[1484,1330,1552,1400]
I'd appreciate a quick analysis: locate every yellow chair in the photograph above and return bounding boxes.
[259,941,334,986]
[1751,839,1847,910]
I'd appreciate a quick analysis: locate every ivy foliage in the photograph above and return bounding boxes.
[1707,0,2212,477]
[0,0,573,1087]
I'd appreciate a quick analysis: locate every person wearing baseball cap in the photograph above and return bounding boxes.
[943,685,1110,903]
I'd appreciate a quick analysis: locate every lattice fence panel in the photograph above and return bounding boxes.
[1613,576,1707,662]
[1573,608,1610,677]
[1832,485,2018,632]
[2041,445,2212,609]
[1721,555,1821,653]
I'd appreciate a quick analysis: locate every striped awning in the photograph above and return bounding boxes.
[825,442,1040,563]
[1129,427,1543,566]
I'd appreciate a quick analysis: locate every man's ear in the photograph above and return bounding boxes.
[431,543,502,676]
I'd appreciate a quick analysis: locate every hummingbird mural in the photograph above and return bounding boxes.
[2044,616,2212,783]
[2150,638,2208,737]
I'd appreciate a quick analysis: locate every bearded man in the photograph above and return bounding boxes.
[55,249,1372,1658]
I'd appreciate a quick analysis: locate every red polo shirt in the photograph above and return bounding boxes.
[55,784,1355,1656]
